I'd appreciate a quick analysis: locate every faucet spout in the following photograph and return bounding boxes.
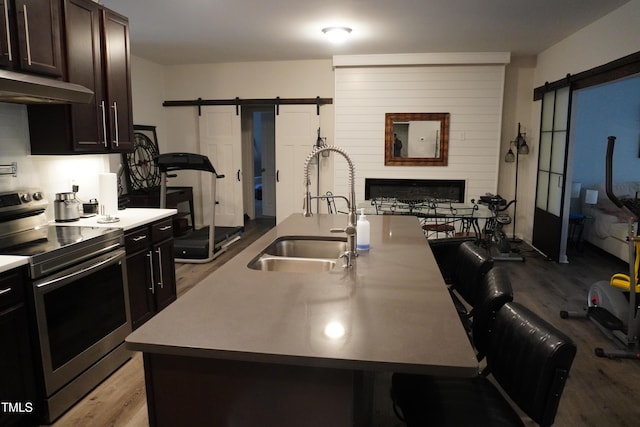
[303,145,357,267]
[302,190,313,217]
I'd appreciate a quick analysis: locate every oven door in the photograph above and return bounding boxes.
[32,248,131,396]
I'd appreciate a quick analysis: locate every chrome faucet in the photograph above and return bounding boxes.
[303,145,357,268]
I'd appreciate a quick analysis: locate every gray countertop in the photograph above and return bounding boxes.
[126,214,478,377]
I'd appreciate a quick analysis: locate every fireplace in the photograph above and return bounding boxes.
[364,178,465,202]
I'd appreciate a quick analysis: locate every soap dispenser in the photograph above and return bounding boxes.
[356,208,370,251]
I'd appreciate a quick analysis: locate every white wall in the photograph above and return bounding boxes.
[533,0,640,87]
[162,59,335,155]
[497,56,536,239]
[124,60,337,222]
[333,55,509,204]
[130,56,168,148]
[128,54,537,234]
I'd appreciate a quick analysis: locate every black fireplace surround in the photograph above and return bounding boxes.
[364,178,465,202]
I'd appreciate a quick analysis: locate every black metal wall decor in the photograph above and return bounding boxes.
[122,125,161,193]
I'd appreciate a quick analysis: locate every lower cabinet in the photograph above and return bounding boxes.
[125,218,177,330]
[0,266,37,427]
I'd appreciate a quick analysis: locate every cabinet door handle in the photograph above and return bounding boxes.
[132,235,147,242]
[237,169,241,181]
[155,248,164,289]
[159,225,172,231]
[99,101,108,147]
[3,1,11,61]
[0,287,11,296]
[21,5,31,65]
[147,251,155,294]
[276,170,280,182]
[112,102,119,146]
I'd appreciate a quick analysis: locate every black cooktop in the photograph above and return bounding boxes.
[1,225,124,279]
[1,225,117,256]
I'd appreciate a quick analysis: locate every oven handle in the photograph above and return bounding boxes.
[36,251,124,289]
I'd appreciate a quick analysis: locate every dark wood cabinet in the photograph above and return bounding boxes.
[125,218,177,330]
[0,267,37,427]
[125,243,154,330]
[152,237,176,312]
[0,0,11,68]
[0,0,63,76]
[27,0,133,154]
[102,8,133,151]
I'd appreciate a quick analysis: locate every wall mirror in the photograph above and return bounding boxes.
[384,113,450,166]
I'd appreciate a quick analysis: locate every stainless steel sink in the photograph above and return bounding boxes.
[247,236,347,273]
[249,256,337,272]
[261,236,347,259]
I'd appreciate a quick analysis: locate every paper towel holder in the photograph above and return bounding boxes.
[98,172,120,224]
[97,204,120,223]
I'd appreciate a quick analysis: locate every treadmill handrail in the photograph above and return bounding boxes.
[155,152,219,175]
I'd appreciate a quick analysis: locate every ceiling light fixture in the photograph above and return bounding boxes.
[322,26,352,43]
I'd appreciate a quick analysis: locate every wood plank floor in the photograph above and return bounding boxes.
[51,221,640,426]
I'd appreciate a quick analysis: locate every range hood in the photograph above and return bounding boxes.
[0,69,94,104]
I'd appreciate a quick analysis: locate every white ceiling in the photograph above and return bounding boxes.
[100,0,630,65]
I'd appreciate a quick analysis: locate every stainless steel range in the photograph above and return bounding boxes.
[0,189,131,423]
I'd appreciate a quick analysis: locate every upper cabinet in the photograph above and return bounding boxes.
[28,0,134,154]
[0,0,63,76]
[102,9,133,151]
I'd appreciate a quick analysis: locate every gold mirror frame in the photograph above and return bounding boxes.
[384,113,450,166]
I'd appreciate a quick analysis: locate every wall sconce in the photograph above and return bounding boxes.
[504,123,529,241]
[309,128,329,166]
[316,128,329,157]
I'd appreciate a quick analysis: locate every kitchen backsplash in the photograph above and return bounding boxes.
[0,102,114,220]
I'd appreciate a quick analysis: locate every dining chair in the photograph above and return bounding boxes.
[421,200,457,238]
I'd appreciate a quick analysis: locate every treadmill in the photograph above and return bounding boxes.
[155,153,242,263]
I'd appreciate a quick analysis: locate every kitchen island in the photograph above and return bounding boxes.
[126,214,477,426]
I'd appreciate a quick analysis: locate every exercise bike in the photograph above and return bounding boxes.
[560,136,640,359]
[479,194,524,262]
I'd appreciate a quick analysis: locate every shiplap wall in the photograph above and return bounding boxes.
[333,54,508,204]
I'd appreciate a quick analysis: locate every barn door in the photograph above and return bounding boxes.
[532,86,572,262]
[275,105,320,224]
[198,106,244,227]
